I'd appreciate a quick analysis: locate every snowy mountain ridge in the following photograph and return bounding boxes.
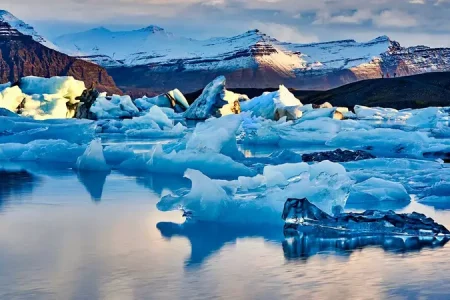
[3,9,450,93]
[54,26,392,75]
[0,10,58,50]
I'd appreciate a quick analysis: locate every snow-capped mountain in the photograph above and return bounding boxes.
[0,11,120,94]
[0,10,58,50]
[54,25,450,94]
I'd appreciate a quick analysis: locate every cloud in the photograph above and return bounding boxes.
[4,0,450,47]
[251,21,319,43]
[373,10,418,28]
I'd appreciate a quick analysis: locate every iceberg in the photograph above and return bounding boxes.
[134,89,189,112]
[0,76,88,119]
[283,198,450,237]
[0,117,96,144]
[0,86,24,112]
[119,144,255,179]
[240,85,302,120]
[157,161,353,224]
[184,76,245,120]
[20,76,85,104]
[186,114,244,159]
[0,139,85,164]
[75,139,111,171]
[90,94,139,119]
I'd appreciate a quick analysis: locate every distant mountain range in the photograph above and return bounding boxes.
[54,24,450,95]
[3,10,450,97]
[0,10,120,94]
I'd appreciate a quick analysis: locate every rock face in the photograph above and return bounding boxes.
[302,149,375,163]
[74,86,100,119]
[0,20,121,95]
[282,198,450,237]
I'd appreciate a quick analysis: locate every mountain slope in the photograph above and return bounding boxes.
[0,10,58,50]
[0,13,121,94]
[298,72,450,109]
[55,25,450,95]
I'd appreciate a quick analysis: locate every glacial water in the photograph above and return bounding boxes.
[1,139,450,300]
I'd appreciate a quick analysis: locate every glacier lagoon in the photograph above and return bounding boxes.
[2,76,450,298]
[1,136,450,299]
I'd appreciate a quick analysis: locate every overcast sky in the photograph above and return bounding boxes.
[4,0,450,47]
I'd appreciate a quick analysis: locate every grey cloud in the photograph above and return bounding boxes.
[3,0,450,47]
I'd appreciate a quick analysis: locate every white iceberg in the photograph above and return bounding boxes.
[90,94,139,119]
[157,161,353,224]
[241,85,302,120]
[184,76,246,120]
[134,89,189,112]
[76,139,111,171]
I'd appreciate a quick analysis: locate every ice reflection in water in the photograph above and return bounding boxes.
[1,161,450,299]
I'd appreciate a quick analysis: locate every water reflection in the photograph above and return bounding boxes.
[133,173,190,197]
[76,171,110,202]
[0,169,41,209]
[283,233,449,261]
[157,221,284,268]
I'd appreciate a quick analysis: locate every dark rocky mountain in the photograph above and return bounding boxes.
[0,19,121,94]
[299,72,450,109]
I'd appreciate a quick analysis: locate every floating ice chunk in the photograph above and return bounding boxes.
[157,161,353,224]
[119,144,254,179]
[103,144,135,166]
[135,89,189,112]
[241,85,302,120]
[406,107,446,128]
[0,86,24,112]
[0,76,87,120]
[75,139,111,171]
[184,76,229,120]
[354,105,402,120]
[283,198,450,237]
[327,128,429,158]
[186,114,244,159]
[220,90,249,116]
[348,177,410,204]
[263,163,309,187]
[301,108,340,121]
[148,147,254,179]
[0,118,96,144]
[20,76,85,104]
[90,94,139,119]
[20,94,73,119]
[0,139,85,163]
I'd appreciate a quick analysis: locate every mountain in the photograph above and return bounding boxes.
[55,25,450,95]
[0,11,121,94]
[297,71,450,109]
[0,10,58,50]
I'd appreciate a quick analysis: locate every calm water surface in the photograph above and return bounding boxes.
[1,160,450,299]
